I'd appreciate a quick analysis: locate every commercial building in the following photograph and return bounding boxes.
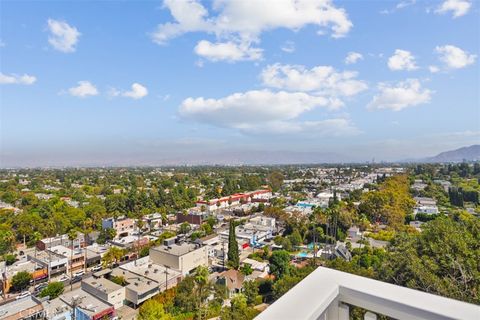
[0,296,45,320]
[37,232,85,251]
[110,268,159,307]
[28,250,68,278]
[49,245,86,273]
[60,288,115,320]
[149,240,209,275]
[120,257,182,292]
[81,276,125,309]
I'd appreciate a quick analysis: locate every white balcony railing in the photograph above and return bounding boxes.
[256,267,479,320]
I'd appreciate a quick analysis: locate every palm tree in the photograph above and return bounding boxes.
[102,246,124,269]
[194,266,211,319]
[135,217,145,266]
[31,231,42,288]
[67,230,77,291]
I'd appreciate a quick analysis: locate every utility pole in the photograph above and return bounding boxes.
[164,266,169,291]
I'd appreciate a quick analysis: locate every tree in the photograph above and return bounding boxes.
[138,300,173,320]
[269,250,291,279]
[380,215,480,304]
[220,294,258,320]
[240,263,253,276]
[102,246,124,268]
[39,281,64,299]
[267,171,284,192]
[0,227,16,255]
[67,230,77,290]
[12,271,32,291]
[227,220,239,269]
[179,222,191,235]
[243,280,260,306]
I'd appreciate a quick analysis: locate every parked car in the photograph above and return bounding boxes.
[34,283,48,292]
[59,274,70,282]
[70,276,82,284]
[91,265,102,272]
[73,270,85,277]
[16,291,31,300]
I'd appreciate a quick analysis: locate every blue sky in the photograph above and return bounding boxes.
[1,0,479,166]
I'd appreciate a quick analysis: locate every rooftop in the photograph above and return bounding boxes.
[152,242,202,256]
[120,257,182,285]
[60,288,112,317]
[110,268,159,294]
[82,276,124,294]
[0,296,42,320]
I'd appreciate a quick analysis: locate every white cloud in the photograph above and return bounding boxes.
[0,73,36,85]
[260,64,368,101]
[178,88,360,136]
[428,65,440,73]
[387,49,418,71]
[435,0,471,18]
[47,19,81,53]
[345,52,363,64]
[110,83,148,99]
[367,79,432,111]
[281,41,295,53]
[396,0,416,9]
[68,81,98,97]
[194,40,263,62]
[152,0,352,62]
[435,45,476,69]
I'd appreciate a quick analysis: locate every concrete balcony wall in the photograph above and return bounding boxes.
[256,267,480,320]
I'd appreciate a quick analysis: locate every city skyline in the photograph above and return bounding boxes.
[1,0,479,167]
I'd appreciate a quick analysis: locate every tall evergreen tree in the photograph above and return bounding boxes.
[227,220,239,269]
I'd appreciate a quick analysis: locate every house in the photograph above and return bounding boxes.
[216,269,245,298]
[142,213,163,231]
[347,226,361,240]
[413,197,439,215]
[102,217,135,239]
[149,240,209,275]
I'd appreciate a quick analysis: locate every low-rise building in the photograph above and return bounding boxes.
[81,277,125,309]
[110,268,159,307]
[28,250,68,278]
[49,245,86,273]
[120,257,183,291]
[102,217,135,239]
[149,241,209,275]
[37,232,86,251]
[60,288,115,320]
[0,296,45,320]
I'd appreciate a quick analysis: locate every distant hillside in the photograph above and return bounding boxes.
[423,145,480,163]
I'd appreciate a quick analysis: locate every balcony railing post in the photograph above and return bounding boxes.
[364,311,377,320]
[338,303,349,320]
